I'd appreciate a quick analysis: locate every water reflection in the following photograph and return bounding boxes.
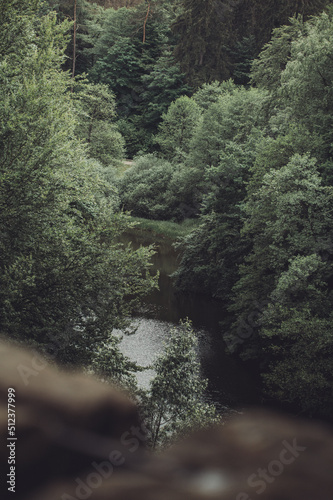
[115,318,170,389]
[118,229,260,409]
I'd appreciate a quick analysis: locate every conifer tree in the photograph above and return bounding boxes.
[173,0,234,87]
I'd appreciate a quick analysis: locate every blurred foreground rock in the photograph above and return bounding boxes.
[0,341,333,500]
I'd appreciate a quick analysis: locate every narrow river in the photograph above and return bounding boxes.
[118,229,260,412]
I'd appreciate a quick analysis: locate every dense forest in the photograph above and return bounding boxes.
[1,0,333,443]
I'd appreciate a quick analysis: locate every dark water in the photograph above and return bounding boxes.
[118,229,260,411]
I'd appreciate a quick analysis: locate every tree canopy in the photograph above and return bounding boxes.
[0,0,156,371]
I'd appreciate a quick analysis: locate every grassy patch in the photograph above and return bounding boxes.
[114,159,134,177]
[130,217,199,241]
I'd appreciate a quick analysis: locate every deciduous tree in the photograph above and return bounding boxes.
[141,320,219,449]
[0,0,157,371]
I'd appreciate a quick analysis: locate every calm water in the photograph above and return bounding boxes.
[118,229,260,411]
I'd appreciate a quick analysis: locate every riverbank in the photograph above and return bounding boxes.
[130,217,199,241]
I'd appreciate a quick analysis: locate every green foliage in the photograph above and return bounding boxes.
[42,0,102,74]
[280,11,333,178]
[192,80,235,110]
[10,0,333,420]
[172,86,267,299]
[118,155,176,219]
[141,49,192,130]
[262,310,333,418]
[172,0,330,88]
[74,1,107,74]
[233,0,330,53]
[118,154,199,221]
[91,335,144,392]
[229,154,333,415]
[89,7,145,97]
[89,5,169,104]
[86,2,188,155]
[251,18,305,94]
[173,212,249,300]
[251,11,333,185]
[47,0,333,160]
[189,85,267,171]
[131,217,199,241]
[155,95,202,162]
[0,0,157,372]
[141,319,219,449]
[248,121,319,194]
[275,0,330,23]
[0,0,40,57]
[232,155,333,336]
[229,35,257,85]
[172,0,233,87]
[259,252,333,417]
[74,80,125,166]
[172,17,333,418]
[117,116,155,158]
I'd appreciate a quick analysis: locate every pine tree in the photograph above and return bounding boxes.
[235,0,330,51]
[173,0,234,87]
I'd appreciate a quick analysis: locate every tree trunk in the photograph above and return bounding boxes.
[143,2,150,43]
[72,0,77,81]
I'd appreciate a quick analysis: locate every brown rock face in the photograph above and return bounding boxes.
[0,341,141,497]
[1,341,333,500]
